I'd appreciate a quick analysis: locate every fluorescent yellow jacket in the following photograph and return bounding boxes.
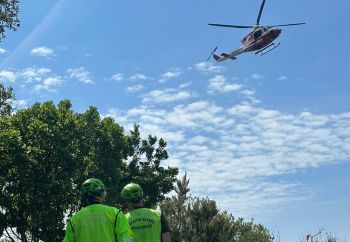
[63,204,134,242]
[126,208,161,242]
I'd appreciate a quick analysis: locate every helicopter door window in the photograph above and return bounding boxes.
[254,30,262,40]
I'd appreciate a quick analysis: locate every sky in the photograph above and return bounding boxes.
[1,0,350,241]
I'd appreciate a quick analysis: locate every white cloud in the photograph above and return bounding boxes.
[129,73,149,80]
[106,98,350,217]
[30,46,54,57]
[188,135,208,144]
[240,89,255,96]
[142,89,193,104]
[112,73,123,81]
[207,75,242,94]
[278,75,288,81]
[0,70,16,82]
[194,62,224,73]
[240,89,261,104]
[228,102,256,116]
[179,82,192,89]
[20,67,51,83]
[159,71,181,83]
[251,73,264,80]
[126,85,144,93]
[162,71,180,79]
[204,180,309,217]
[12,99,30,109]
[10,67,66,93]
[0,48,6,54]
[33,76,64,92]
[67,67,93,84]
[43,77,63,86]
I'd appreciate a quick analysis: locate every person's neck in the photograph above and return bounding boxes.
[131,201,144,209]
[89,196,104,205]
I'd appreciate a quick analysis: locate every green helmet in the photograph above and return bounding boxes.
[121,183,143,202]
[80,178,106,195]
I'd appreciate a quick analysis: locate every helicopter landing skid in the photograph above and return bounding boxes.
[255,42,280,56]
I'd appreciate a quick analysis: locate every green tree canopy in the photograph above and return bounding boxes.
[0,100,178,241]
[0,83,14,117]
[0,0,20,41]
[160,173,274,242]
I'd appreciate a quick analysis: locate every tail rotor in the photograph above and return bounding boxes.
[206,46,218,61]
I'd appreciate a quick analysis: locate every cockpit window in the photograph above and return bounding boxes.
[254,30,262,39]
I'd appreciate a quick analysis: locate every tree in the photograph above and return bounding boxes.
[0,83,14,117]
[0,100,178,241]
[302,231,344,242]
[119,124,178,208]
[160,174,273,242]
[0,100,85,241]
[0,0,20,41]
[324,234,339,242]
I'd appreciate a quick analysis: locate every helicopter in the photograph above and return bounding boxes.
[207,0,305,62]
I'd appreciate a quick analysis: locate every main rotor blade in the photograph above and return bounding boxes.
[268,23,306,27]
[208,23,253,29]
[256,0,266,25]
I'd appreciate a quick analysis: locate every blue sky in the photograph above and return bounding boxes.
[1,0,349,241]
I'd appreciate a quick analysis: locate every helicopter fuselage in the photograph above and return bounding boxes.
[208,0,305,62]
[242,27,282,52]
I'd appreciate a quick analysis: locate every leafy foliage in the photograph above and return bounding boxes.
[0,83,14,117]
[121,124,178,208]
[0,0,20,41]
[302,231,345,242]
[0,100,178,241]
[160,173,273,242]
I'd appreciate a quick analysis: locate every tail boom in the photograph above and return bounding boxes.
[213,53,237,62]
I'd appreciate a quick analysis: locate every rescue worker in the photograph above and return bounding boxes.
[121,183,171,242]
[63,178,134,242]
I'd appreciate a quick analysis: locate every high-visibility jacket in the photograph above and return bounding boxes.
[126,208,161,242]
[63,204,134,242]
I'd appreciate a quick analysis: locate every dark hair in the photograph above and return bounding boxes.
[80,190,103,208]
